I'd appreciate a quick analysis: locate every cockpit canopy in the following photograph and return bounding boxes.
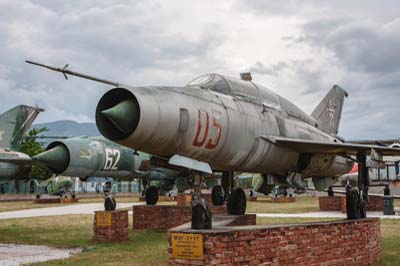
[187,73,280,108]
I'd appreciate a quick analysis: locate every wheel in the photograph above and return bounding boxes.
[191,204,212,229]
[211,185,224,206]
[112,197,117,209]
[104,195,116,211]
[145,186,159,205]
[360,202,366,218]
[29,181,35,194]
[227,188,247,215]
[346,187,360,219]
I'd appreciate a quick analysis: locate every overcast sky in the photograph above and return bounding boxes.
[0,0,399,140]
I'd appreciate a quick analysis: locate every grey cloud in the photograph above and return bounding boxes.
[250,61,289,76]
[0,0,228,123]
[300,18,400,74]
[236,0,400,21]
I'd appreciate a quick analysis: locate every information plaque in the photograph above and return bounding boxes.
[171,233,203,260]
[96,212,112,227]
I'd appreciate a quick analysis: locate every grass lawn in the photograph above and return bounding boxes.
[246,196,320,213]
[0,215,398,265]
[0,197,140,213]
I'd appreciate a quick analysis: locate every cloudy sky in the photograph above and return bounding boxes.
[0,0,399,140]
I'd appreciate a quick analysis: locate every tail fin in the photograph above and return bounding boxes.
[0,105,44,150]
[311,85,348,135]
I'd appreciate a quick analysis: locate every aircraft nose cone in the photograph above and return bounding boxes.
[33,145,69,174]
[101,99,140,135]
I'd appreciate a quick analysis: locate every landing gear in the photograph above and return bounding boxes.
[346,152,369,220]
[227,188,246,215]
[191,173,212,229]
[327,186,334,196]
[222,171,247,215]
[145,186,159,205]
[192,202,212,229]
[103,181,116,211]
[104,195,116,211]
[211,185,224,206]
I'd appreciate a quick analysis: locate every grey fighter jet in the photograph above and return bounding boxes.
[27,61,400,229]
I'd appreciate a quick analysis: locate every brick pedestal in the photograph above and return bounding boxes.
[176,194,216,207]
[271,196,296,203]
[319,196,343,211]
[133,205,227,230]
[93,210,129,243]
[319,196,383,213]
[168,218,381,266]
[33,198,79,204]
[139,195,175,202]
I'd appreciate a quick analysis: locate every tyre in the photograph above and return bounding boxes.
[145,186,159,205]
[211,185,224,206]
[227,188,247,215]
[104,195,116,211]
[191,204,212,229]
[346,188,360,219]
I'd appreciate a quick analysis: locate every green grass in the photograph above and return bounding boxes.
[246,196,320,213]
[0,215,167,266]
[0,196,399,265]
[0,215,399,265]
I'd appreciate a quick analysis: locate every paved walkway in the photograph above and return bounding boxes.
[1,202,399,220]
[255,211,400,219]
[0,202,143,220]
[0,244,80,266]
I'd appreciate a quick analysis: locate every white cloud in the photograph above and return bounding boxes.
[0,0,399,140]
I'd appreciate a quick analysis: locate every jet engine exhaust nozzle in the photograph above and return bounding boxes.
[96,87,140,141]
[32,144,69,174]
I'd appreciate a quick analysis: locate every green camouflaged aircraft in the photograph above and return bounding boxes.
[37,175,73,197]
[0,105,43,191]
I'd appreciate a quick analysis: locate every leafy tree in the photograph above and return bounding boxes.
[20,127,52,180]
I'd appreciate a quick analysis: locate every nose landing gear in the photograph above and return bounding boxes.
[191,173,212,229]
[346,152,369,219]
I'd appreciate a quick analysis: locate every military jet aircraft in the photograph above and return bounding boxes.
[37,175,73,197]
[27,61,400,229]
[0,104,43,191]
[32,135,184,209]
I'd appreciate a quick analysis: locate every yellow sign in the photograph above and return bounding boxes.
[171,233,203,260]
[96,212,112,227]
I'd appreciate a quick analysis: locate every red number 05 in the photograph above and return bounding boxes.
[192,110,222,149]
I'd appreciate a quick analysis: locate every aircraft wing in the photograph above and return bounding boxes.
[307,187,400,199]
[262,136,400,156]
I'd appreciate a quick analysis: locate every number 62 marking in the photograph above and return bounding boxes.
[103,148,121,170]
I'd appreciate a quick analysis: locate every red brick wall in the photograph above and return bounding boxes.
[133,205,227,229]
[93,210,128,243]
[366,196,383,211]
[271,196,296,203]
[33,198,79,204]
[319,196,383,212]
[319,196,343,211]
[168,218,381,266]
[176,194,216,207]
[226,214,256,226]
[176,194,191,206]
